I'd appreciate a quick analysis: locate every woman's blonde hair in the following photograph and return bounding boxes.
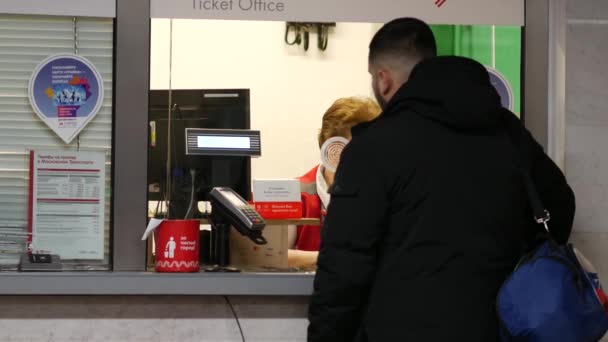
[318,97,381,148]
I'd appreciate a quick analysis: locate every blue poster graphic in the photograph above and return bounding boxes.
[487,67,513,111]
[28,54,104,144]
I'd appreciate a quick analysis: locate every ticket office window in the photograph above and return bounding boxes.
[0,14,114,271]
[147,19,523,272]
[148,19,375,271]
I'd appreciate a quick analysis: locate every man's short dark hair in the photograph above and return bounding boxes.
[369,18,437,64]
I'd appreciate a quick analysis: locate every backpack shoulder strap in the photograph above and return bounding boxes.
[502,110,551,232]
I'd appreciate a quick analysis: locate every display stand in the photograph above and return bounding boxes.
[205,214,240,273]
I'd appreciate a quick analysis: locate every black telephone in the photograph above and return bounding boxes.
[209,187,266,245]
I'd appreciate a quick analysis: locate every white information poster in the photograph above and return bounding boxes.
[28,150,106,260]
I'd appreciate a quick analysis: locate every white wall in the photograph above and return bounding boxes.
[565,0,608,296]
[564,2,608,340]
[150,19,376,179]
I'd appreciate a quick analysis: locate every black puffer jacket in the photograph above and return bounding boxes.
[308,56,575,342]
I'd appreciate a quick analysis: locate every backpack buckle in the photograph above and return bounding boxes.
[535,210,551,232]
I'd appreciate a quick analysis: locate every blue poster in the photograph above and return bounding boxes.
[28,54,104,144]
[487,67,513,111]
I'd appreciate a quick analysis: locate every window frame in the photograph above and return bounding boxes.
[0,0,558,296]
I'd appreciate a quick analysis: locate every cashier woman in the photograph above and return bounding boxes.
[287,97,381,269]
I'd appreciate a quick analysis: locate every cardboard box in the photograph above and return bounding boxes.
[252,179,302,219]
[230,224,288,270]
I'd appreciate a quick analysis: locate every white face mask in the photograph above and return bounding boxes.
[320,136,349,173]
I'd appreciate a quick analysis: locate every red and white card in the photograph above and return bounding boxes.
[252,179,302,219]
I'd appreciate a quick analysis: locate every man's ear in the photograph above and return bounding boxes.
[378,69,394,97]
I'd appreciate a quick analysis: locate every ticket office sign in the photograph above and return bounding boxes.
[152,0,524,26]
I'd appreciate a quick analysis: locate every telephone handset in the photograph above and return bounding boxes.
[209,187,267,245]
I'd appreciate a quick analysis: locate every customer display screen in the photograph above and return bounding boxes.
[197,136,251,149]
[185,128,261,157]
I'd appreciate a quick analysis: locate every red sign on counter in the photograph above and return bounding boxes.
[253,201,302,219]
[252,179,302,219]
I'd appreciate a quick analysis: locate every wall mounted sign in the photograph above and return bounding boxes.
[0,0,116,18]
[487,67,514,111]
[28,150,106,260]
[151,0,524,26]
[28,54,104,144]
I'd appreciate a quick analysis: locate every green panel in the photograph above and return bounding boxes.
[432,25,455,56]
[495,26,522,114]
[430,25,522,115]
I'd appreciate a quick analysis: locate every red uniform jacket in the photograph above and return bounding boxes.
[294,165,324,251]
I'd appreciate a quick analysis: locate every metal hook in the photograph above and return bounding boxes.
[284,22,301,46]
[317,24,329,51]
[301,24,310,51]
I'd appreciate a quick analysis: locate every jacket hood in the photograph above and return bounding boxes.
[386,56,504,131]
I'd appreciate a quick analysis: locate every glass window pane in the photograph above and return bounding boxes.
[0,14,113,271]
[147,20,524,273]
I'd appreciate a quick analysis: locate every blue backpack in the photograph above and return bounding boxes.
[497,240,608,341]
[496,125,608,341]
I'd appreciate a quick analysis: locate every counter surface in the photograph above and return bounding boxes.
[0,271,315,295]
[199,218,321,225]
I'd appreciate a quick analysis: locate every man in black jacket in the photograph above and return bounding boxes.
[308,18,575,342]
